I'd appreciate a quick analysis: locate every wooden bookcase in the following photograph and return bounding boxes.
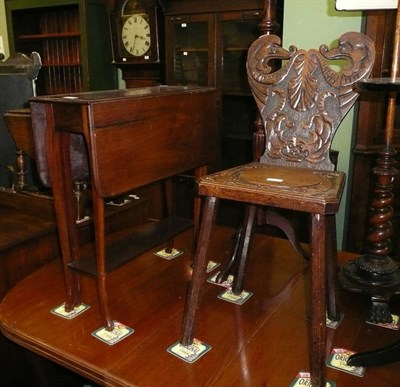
[5,0,117,95]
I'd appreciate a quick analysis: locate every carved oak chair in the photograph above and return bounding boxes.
[178,32,375,386]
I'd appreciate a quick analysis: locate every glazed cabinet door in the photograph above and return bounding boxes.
[165,13,216,87]
[220,11,262,169]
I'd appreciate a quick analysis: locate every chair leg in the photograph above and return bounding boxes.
[193,166,208,250]
[231,204,257,295]
[181,196,218,346]
[216,227,243,284]
[326,214,340,322]
[217,207,308,287]
[216,204,257,288]
[310,213,327,387]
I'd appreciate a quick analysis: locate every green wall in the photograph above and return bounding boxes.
[0,0,364,248]
[0,0,10,57]
[283,0,363,248]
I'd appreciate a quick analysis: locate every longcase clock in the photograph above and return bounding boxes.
[109,0,162,87]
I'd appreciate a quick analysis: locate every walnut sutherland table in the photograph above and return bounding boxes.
[28,86,218,338]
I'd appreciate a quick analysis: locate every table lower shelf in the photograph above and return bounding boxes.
[67,215,193,276]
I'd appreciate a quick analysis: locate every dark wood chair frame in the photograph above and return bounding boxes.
[178,32,375,386]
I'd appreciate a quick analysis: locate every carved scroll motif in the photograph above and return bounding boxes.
[246,32,375,170]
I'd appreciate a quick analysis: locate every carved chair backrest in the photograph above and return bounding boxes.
[246,33,375,171]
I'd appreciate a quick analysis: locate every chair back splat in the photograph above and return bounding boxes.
[247,32,375,171]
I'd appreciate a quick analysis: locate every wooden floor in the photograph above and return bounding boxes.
[1,226,399,386]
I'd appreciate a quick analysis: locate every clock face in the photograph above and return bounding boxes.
[121,15,151,57]
[110,1,159,64]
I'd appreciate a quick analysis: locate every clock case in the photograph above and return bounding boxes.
[109,0,160,64]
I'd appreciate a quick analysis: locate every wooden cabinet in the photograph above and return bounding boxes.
[5,0,117,95]
[165,1,284,170]
[166,13,214,87]
[163,1,283,225]
[220,12,264,169]
[346,10,400,258]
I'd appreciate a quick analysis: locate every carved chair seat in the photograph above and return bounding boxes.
[178,32,375,386]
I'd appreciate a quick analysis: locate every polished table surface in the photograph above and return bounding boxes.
[1,226,399,386]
